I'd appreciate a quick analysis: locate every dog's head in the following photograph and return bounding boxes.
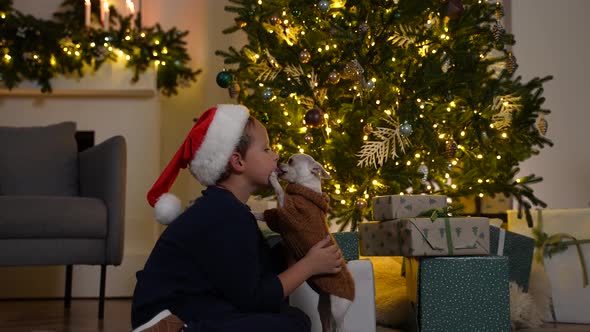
[277,154,330,188]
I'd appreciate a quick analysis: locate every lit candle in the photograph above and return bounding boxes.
[99,0,105,24]
[103,1,109,30]
[126,0,135,29]
[84,0,91,28]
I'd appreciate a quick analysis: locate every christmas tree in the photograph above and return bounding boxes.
[216,0,552,230]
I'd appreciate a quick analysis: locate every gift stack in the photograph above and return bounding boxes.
[508,208,590,324]
[359,194,511,331]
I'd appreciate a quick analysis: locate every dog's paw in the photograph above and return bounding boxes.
[269,171,281,189]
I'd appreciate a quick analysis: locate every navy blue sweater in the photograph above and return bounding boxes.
[131,186,284,328]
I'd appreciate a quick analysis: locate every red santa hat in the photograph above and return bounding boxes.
[147,104,250,224]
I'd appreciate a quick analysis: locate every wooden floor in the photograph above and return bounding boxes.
[0,299,589,332]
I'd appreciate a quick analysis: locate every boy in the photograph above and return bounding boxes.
[132,105,342,331]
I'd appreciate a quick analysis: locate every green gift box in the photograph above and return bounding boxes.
[372,195,447,220]
[489,225,535,291]
[406,256,510,332]
[359,217,490,257]
[332,232,359,261]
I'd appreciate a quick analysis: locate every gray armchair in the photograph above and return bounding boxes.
[0,122,126,320]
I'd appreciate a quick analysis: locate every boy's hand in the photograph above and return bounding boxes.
[303,236,342,276]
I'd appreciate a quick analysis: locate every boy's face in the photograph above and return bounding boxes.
[242,119,279,189]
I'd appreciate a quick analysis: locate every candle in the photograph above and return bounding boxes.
[99,0,105,24]
[126,0,135,29]
[84,0,91,28]
[103,1,109,30]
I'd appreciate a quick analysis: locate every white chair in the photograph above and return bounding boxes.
[289,259,377,332]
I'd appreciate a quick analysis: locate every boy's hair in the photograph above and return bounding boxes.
[216,116,256,184]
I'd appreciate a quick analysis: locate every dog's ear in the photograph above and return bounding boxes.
[311,162,331,179]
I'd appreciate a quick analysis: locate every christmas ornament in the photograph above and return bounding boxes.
[328,71,341,84]
[304,108,324,127]
[318,0,330,12]
[279,87,290,98]
[292,8,301,17]
[492,23,505,42]
[299,49,311,63]
[359,22,370,34]
[354,198,367,211]
[446,0,464,20]
[506,53,518,74]
[342,59,364,82]
[216,71,233,88]
[228,81,240,98]
[270,15,279,25]
[400,121,413,136]
[446,139,458,158]
[262,87,274,101]
[366,80,375,90]
[418,162,429,184]
[363,123,373,134]
[304,133,314,144]
[537,114,548,135]
[481,131,489,142]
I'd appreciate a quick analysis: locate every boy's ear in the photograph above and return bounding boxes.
[311,162,331,179]
[228,151,246,171]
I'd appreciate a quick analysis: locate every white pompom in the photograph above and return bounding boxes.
[154,193,182,224]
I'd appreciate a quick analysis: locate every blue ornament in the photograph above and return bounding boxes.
[216,71,233,88]
[262,87,274,101]
[318,0,330,12]
[400,121,413,136]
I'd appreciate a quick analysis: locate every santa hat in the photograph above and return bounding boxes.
[147,104,250,224]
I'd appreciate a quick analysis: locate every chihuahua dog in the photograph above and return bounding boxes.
[262,154,355,332]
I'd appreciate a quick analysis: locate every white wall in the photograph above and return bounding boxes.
[512,0,590,209]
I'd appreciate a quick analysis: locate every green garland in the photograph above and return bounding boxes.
[0,0,201,96]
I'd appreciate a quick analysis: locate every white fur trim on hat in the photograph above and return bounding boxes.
[190,104,250,185]
[154,193,182,225]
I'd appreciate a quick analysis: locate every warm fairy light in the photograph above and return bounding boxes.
[477,154,483,159]
[324,113,329,119]
[447,107,451,112]
[162,47,168,54]
[376,100,380,105]
[415,153,421,158]
[4,54,11,61]
[384,110,391,115]
[254,54,260,59]
[438,134,445,139]
[258,0,262,4]
[283,19,289,24]
[450,101,456,107]
[451,160,457,165]
[276,144,283,150]
[335,189,341,194]
[490,124,495,129]
[478,179,483,183]
[299,127,307,133]
[154,40,160,45]
[406,161,411,166]
[334,184,341,189]
[372,180,380,186]
[317,48,322,53]
[451,184,457,189]
[337,119,341,124]
[140,32,146,38]
[126,55,131,60]
[497,155,501,159]
[75,51,80,56]
[152,51,158,56]
[286,122,291,126]
[363,135,368,140]
[433,124,438,128]
[161,61,166,66]
[340,200,346,205]
[154,60,160,65]
[460,131,465,136]
[365,193,370,199]
[326,127,332,134]
[125,35,131,41]
[502,133,508,138]
[0,13,5,19]
[90,42,96,47]
[348,187,356,193]
[479,193,484,198]
[445,173,450,179]
[299,148,304,153]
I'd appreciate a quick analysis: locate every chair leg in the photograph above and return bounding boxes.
[98,264,106,320]
[64,265,73,309]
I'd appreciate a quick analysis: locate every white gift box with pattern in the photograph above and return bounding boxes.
[508,208,590,324]
[372,195,447,221]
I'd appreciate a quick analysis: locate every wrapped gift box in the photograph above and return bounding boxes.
[405,256,510,332]
[358,217,490,257]
[332,232,359,261]
[489,225,535,291]
[508,208,590,323]
[457,195,512,214]
[372,195,447,220]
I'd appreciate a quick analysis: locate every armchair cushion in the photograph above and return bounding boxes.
[0,196,107,238]
[0,122,78,196]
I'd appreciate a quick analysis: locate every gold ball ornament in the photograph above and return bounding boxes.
[363,123,373,134]
[304,108,324,128]
[299,49,311,63]
[270,15,279,25]
[304,133,314,144]
[354,198,368,211]
[328,71,341,84]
